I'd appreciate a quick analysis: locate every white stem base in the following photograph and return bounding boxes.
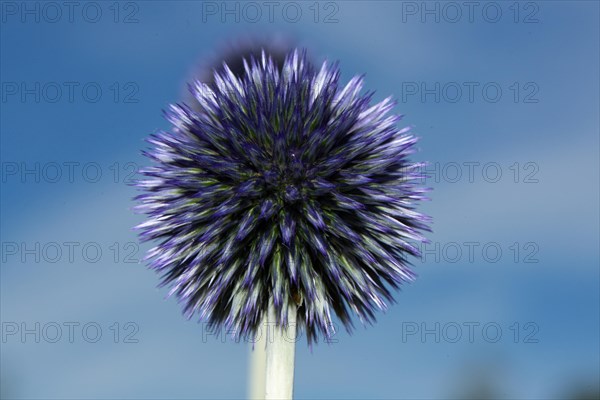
[248,330,267,399]
[265,302,296,400]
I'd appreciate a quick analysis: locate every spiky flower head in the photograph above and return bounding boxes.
[135,49,430,344]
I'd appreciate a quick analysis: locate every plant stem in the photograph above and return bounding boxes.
[248,313,267,400]
[264,301,296,400]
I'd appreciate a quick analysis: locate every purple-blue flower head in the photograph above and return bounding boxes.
[135,49,430,344]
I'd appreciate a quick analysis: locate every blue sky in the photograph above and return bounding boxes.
[1,1,598,399]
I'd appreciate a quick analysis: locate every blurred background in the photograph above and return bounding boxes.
[1,1,598,399]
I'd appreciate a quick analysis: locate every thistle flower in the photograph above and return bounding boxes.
[135,49,430,344]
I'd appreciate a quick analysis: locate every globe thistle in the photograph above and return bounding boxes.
[135,49,430,344]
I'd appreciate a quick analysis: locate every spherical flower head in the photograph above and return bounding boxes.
[135,49,431,344]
